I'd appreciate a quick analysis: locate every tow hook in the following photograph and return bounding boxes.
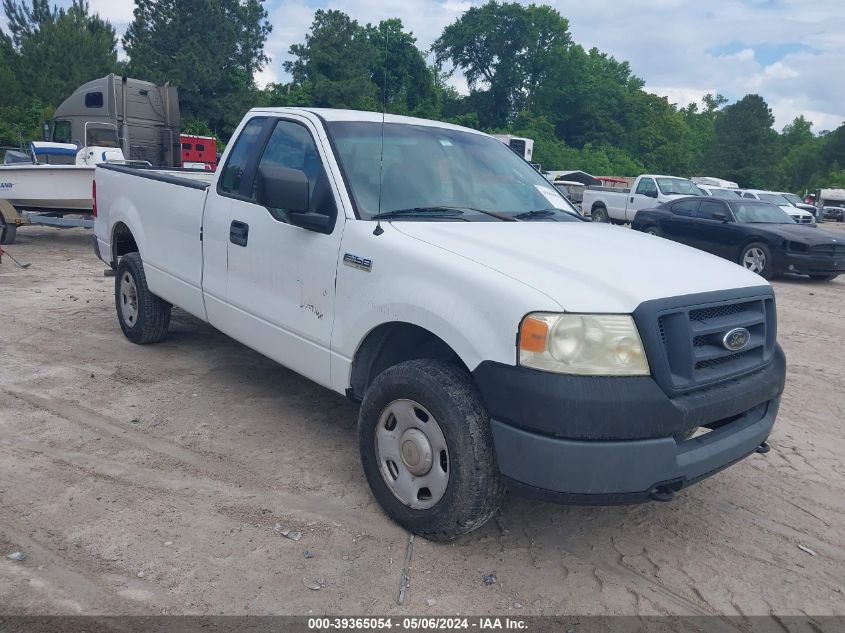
[755,441,771,454]
[648,484,677,503]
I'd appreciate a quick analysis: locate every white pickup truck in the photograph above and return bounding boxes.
[94,108,786,540]
[582,174,705,224]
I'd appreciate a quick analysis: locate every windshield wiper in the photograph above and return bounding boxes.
[514,208,582,221]
[373,206,516,222]
[373,206,466,220]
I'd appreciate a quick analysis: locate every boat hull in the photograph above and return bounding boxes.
[0,165,94,212]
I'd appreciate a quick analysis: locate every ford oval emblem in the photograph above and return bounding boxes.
[722,327,751,352]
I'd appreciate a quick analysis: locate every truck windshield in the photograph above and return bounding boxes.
[729,202,794,224]
[708,187,740,199]
[822,199,845,208]
[656,178,704,196]
[757,193,790,206]
[326,121,580,221]
[781,193,803,205]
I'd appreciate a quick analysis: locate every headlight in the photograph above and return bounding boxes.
[519,313,650,376]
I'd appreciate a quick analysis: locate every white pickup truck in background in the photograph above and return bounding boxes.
[94,108,786,540]
[581,174,705,224]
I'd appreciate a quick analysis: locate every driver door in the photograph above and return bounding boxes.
[216,116,345,388]
[627,177,659,222]
[693,199,743,260]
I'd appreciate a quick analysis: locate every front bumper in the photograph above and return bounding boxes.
[778,251,845,276]
[473,345,786,503]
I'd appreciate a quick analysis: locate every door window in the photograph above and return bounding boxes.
[635,178,657,196]
[254,120,336,223]
[698,200,728,220]
[86,126,120,148]
[219,117,267,196]
[670,199,699,217]
[53,120,72,144]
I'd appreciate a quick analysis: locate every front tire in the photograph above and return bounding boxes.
[115,252,171,344]
[739,242,774,279]
[358,360,503,541]
[643,225,662,237]
[0,216,17,245]
[591,206,609,223]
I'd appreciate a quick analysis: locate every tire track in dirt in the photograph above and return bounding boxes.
[1,389,398,538]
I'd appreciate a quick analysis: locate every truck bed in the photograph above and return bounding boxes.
[95,163,213,320]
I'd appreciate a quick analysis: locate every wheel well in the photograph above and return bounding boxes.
[349,323,468,401]
[592,202,606,212]
[112,222,138,263]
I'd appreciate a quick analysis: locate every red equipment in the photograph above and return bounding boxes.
[180,134,218,171]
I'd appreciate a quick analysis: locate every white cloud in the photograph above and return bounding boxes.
[648,87,715,109]
[86,0,134,26]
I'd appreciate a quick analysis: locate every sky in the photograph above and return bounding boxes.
[5,0,845,132]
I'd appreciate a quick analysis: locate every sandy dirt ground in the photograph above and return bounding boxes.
[0,225,843,617]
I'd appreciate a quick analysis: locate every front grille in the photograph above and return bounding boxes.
[689,303,748,321]
[695,352,748,370]
[811,244,845,257]
[653,296,776,391]
[791,214,814,224]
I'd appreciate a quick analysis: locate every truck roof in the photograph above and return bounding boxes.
[248,107,487,136]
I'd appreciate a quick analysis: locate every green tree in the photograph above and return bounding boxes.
[707,94,781,187]
[366,19,436,116]
[433,1,572,128]
[537,46,644,149]
[681,93,726,175]
[123,0,271,137]
[1,0,118,105]
[778,115,822,191]
[0,33,21,109]
[284,10,378,110]
[621,90,690,174]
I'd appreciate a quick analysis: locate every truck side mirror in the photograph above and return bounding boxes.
[646,189,658,199]
[712,211,728,222]
[256,165,310,214]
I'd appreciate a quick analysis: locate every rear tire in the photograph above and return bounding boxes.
[591,206,609,223]
[358,359,504,542]
[115,252,171,344]
[0,216,16,245]
[739,242,774,279]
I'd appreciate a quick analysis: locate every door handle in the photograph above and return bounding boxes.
[630,197,634,203]
[230,220,249,247]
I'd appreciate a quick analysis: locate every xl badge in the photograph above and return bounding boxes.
[722,327,751,352]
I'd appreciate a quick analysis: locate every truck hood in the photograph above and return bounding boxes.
[392,222,767,313]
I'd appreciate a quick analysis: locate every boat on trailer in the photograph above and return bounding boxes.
[0,138,126,244]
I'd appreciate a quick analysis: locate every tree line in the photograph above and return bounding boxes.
[2,0,844,192]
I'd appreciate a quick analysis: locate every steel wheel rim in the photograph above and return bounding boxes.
[119,272,139,327]
[375,399,449,509]
[742,247,766,273]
